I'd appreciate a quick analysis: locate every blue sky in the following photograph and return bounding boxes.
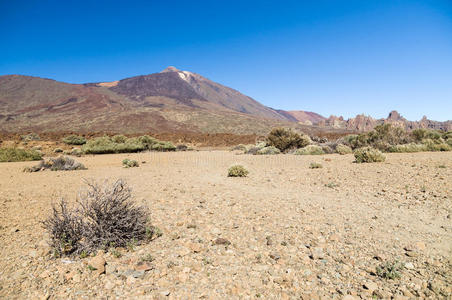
[1,0,451,121]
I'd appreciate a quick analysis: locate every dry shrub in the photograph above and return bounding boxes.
[336,144,353,155]
[24,156,86,172]
[309,162,323,169]
[228,165,249,177]
[388,143,428,153]
[231,144,248,152]
[267,128,311,152]
[43,179,153,256]
[354,147,386,163]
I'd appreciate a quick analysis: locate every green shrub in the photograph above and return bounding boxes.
[228,165,249,177]
[388,143,428,153]
[24,156,86,172]
[294,145,325,155]
[62,135,86,145]
[256,146,281,155]
[354,147,386,163]
[411,128,442,143]
[267,128,311,152]
[150,141,176,152]
[0,148,42,162]
[111,135,127,143]
[309,162,323,169]
[122,159,139,168]
[336,144,353,155]
[71,148,82,157]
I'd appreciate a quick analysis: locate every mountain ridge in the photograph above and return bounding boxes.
[0,67,450,134]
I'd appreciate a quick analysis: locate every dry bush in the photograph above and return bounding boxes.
[336,144,353,155]
[228,165,249,177]
[354,147,386,163]
[267,128,311,152]
[43,179,152,256]
[0,148,42,162]
[24,156,86,172]
[231,144,248,152]
[294,145,325,155]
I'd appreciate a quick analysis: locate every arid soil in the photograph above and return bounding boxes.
[0,151,451,299]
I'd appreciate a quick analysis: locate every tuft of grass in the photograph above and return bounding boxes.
[294,145,325,155]
[376,261,403,280]
[354,147,386,163]
[20,133,40,142]
[228,165,249,177]
[325,182,339,188]
[0,148,42,162]
[309,162,323,169]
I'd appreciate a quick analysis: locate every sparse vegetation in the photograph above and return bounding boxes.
[122,158,139,168]
[150,141,176,152]
[336,144,353,155]
[20,133,40,142]
[231,144,248,152]
[376,261,403,280]
[228,165,249,177]
[63,135,87,145]
[266,128,311,152]
[309,162,323,169]
[0,148,42,162]
[43,179,153,256]
[294,145,325,155]
[388,143,427,153]
[24,156,86,172]
[354,147,386,163]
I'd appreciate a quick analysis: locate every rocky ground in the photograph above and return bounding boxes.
[0,151,451,299]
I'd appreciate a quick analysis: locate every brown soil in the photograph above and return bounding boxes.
[0,151,450,299]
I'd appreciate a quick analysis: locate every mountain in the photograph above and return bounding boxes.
[285,110,326,125]
[0,68,294,134]
[0,67,450,135]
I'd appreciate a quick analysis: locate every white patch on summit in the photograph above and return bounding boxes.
[178,71,192,81]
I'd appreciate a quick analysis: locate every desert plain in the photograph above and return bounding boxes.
[0,150,451,299]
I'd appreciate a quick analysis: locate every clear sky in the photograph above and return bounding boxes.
[1,0,451,121]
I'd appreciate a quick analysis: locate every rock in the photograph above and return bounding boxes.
[310,247,324,259]
[105,264,117,275]
[269,252,281,261]
[104,280,115,290]
[88,255,106,275]
[363,281,378,292]
[188,242,203,253]
[342,296,357,300]
[134,261,153,272]
[404,262,414,269]
[214,238,231,246]
[159,290,171,296]
[29,249,38,258]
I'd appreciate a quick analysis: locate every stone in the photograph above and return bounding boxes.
[310,247,324,259]
[214,238,231,246]
[404,262,414,269]
[269,252,281,261]
[363,281,378,292]
[188,242,203,253]
[88,255,106,275]
[134,261,154,272]
[342,296,357,300]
